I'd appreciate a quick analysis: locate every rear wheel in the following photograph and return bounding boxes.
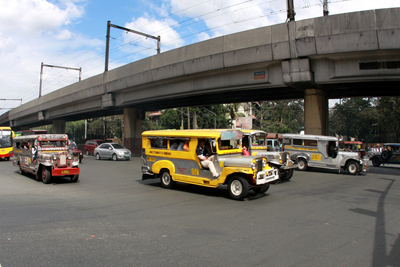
[41,166,52,184]
[19,163,25,175]
[253,184,270,194]
[347,161,359,175]
[297,158,308,171]
[160,170,175,189]
[228,176,249,200]
[372,157,381,167]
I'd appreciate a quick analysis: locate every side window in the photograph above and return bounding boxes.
[99,144,107,149]
[150,138,167,149]
[293,139,303,146]
[304,139,317,146]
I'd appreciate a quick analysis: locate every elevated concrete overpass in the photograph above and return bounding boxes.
[2,8,400,153]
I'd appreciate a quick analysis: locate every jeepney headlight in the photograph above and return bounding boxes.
[67,154,73,160]
[52,154,58,160]
[262,158,267,167]
[251,161,256,170]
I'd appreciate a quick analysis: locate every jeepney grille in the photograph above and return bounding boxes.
[256,159,263,172]
[282,152,288,164]
[60,154,67,165]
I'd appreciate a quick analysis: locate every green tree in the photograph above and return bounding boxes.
[329,98,378,142]
[376,97,400,142]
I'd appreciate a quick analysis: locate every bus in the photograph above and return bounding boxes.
[0,126,15,160]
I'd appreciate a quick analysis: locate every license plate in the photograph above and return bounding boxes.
[61,170,70,174]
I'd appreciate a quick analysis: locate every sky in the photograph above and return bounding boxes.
[1,0,400,115]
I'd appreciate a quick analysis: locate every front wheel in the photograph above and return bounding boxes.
[281,169,294,181]
[297,158,308,171]
[85,150,89,156]
[160,170,175,189]
[95,153,101,160]
[253,184,270,194]
[70,174,79,183]
[372,157,381,167]
[41,167,52,184]
[347,161,359,175]
[112,154,117,161]
[228,176,249,200]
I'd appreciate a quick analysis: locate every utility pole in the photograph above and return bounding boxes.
[39,62,82,98]
[323,0,329,16]
[105,21,161,72]
[287,0,295,21]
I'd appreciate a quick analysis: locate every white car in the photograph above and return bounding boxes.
[94,143,131,161]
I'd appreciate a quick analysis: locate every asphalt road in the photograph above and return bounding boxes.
[0,157,399,267]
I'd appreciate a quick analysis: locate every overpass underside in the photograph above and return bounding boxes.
[2,8,400,153]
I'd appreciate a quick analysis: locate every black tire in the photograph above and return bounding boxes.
[297,158,308,171]
[70,174,79,183]
[85,150,89,156]
[228,176,249,200]
[347,161,359,175]
[381,151,390,160]
[112,154,117,161]
[19,163,25,175]
[253,184,270,194]
[160,170,175,189]
[372,157,381,167]
[95,153,101,160]
[281,169,294,181]
[41,166,52,184]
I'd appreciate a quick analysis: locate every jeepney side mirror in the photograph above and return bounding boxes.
[109,147,113,150]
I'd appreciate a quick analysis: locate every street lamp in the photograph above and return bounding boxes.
[202,107,216,129]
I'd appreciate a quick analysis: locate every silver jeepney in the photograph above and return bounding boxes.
[282,134,368,175]
[242,130,297,181]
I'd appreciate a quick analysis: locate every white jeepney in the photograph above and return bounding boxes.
[282,134,368,175]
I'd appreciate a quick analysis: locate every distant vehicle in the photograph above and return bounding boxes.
[339,141,365,157]
[370,143,400,166]
[0,126,14,160]
[94,143,131,161]
[70,141,83,163]
[282,134,368,175]
[13,134,80,184]
[267,139,281,152]
[84,139,106,155]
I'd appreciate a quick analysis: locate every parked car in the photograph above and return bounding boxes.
[370,143,400,166]
[70,141,83,163]
[94,143,131,161]
[84,139,106,155]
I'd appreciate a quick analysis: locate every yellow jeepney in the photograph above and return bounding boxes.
[141,129,279,200]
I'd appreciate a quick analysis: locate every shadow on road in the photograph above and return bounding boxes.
[349,178,399,267]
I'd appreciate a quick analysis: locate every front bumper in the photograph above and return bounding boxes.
[52,167,80,176]
[255,169,279,185]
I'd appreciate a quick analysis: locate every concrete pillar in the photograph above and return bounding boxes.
[53,120,66,134]
[304,89,328,135]
[123,108,143,155]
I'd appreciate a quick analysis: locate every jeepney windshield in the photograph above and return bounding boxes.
[39,140,66,148]
[218,138,240,150]
[250,134,266,147]
[0,130,12,148]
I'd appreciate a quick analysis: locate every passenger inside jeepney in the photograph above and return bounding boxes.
[327,141,338,158]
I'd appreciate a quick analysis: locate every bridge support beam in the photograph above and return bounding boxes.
[53,120,66,134]
[123,108,143,155]
[304,89,328,135]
